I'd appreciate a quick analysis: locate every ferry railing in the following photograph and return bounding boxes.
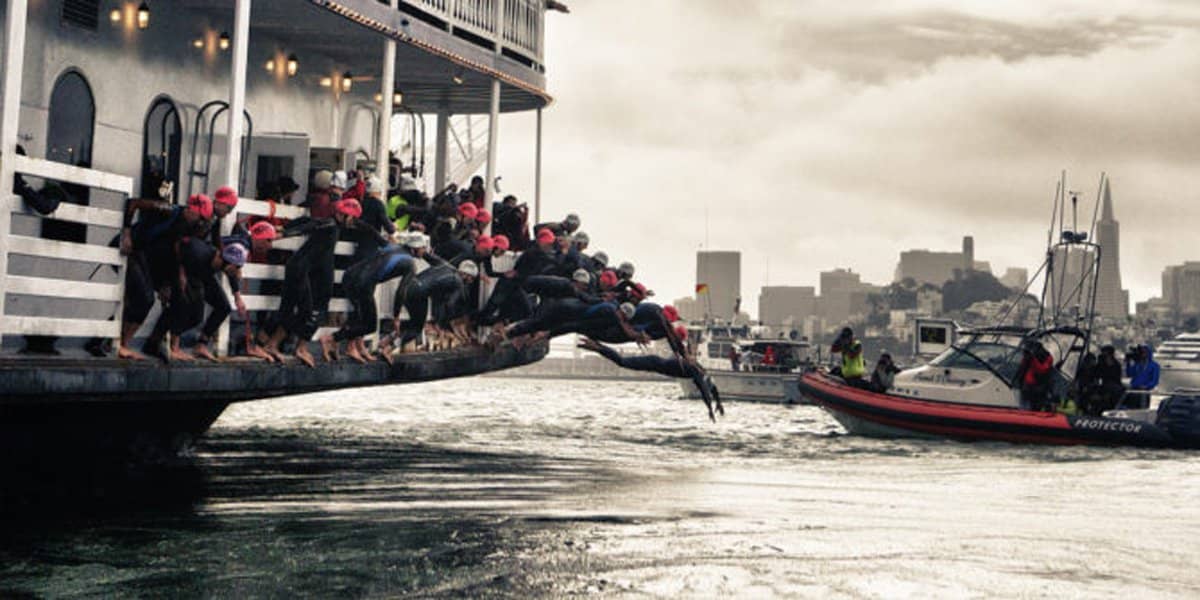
[399,0,543,63]
[0,155,132,348]
[501,0,543,61]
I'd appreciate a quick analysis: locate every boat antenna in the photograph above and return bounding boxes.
[1041,178,1062,328]
[1070,189,1079,234]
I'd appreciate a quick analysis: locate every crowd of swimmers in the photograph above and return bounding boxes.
[116,169,725,420]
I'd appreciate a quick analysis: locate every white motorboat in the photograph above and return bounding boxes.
[679,324,814,404]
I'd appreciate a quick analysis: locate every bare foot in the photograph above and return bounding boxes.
[319,335,339,362]
[345,345,368,365]
[247,344,275,363]
[379,348,395,365]
[118,345,147,361]
[169,348,195,362]
[295,345,316,368]
[194,344,218,363]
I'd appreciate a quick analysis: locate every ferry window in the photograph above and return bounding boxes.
[141,98,182,201]
[44,70,95,242]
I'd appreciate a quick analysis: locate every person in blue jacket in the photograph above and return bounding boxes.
[1125,344,1160,408]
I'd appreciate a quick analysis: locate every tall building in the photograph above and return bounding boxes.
[894,236,976,286]
[818,268,871,325]
[1162,262,1200,318]
[1094,180,1130,319]
[758,286,816,326]
[695,251,741,320]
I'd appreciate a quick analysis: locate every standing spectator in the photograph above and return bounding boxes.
[304,170,335,218]
[1125,344,1160,408]
[467,175,486,208]
[350,176,396,265]
[1017,341,1054,411]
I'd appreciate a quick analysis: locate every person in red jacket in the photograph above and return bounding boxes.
[1017,341,1055,411]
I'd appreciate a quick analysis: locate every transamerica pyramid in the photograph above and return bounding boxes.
[1095,178,1130,319]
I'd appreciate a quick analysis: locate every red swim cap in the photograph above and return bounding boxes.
[457,202,478,220]
[475,209,492,224]
[214,186,238,207]
[492,234,510,251]
[335,198,363,218]
[674,325,688,340]
[249,221,277,241]
[187,194,213,220]
[663,305,680,322]
[475,234,494,252]
[599,270,618,289]
[536,228,555,244]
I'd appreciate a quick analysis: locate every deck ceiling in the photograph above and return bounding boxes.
[175,0,549,114]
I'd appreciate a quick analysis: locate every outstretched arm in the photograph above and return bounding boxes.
[577,337,624,367]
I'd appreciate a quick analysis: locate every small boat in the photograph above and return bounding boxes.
[801,177,1200,448]
[680,323,814,404]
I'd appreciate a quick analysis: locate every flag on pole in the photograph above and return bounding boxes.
[695,283,710,294]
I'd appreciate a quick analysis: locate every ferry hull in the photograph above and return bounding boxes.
[799,372,1182,448]
[0,343,548,467]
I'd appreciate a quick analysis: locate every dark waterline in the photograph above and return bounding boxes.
[3,379,1200,597]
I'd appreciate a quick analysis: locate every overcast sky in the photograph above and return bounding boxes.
[494,0,1200,315]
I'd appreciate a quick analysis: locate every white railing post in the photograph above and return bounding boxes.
[0,0,28,347]
[483,0,503,208]
[534,107,542,225]
[434,109,450,191]
[375,0,399,349]
[216,0,252,357]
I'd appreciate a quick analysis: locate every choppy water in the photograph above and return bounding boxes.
[4,378,1200,598]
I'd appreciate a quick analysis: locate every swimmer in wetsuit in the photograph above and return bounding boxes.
[320,245,417,364]
[395,260,478,352]
[119,193,213,361]
[578,331,724,422]
[262,198,385,367]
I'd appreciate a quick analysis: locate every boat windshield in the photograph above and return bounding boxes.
[930,342,1023,381]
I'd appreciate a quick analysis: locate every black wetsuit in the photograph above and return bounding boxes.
[398,264,470,346]
[349,196,395,265]
[509,298,619,338]
[522,275,602,303]
[514,247,561,283]
[276,217,384,341]
[124,205,190,324]
[478,255,532,326]
[275,217,338,342]
[333,247,415,342]
[170,236,236,340]
[588,342,721,418]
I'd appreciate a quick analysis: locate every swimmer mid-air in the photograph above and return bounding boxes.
[577,333,724,422]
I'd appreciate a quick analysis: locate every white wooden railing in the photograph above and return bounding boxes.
[403,0,544,62]
[0,154,132,345]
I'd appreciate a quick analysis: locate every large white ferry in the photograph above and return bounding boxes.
[0,0,558,465]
